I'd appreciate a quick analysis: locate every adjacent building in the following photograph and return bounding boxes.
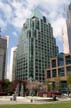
[67,3,71,52]
[0,36,7,80]
[10,47,17,81]
[15,11,58,82]
[62,22,69,54]
[46,53,71,89]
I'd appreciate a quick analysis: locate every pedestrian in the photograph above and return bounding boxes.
[13,93,16,101]
[52,94,57,101]
[68,90,70,97]
[31,99,33,103]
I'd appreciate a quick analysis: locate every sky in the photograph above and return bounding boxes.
[0,0,71,79]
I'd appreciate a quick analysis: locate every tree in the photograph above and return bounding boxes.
[67,73,71,90]
[54,76,61,91]
[46,80,52,91]
[3,79,13,94]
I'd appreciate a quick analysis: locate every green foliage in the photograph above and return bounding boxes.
[3,79,13,94]
[55,81,61,91]
[46,80,52,91]
[67,73,71,89]
[54,77,61,91]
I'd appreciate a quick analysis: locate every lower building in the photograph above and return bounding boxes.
[45,53,71,90]
[0,36,7,80]
[10,47,17,81]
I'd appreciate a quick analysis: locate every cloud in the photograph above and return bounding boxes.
[0,1,12,19]
[11,8,31,28]
[12,31,17,37]
[52,17,66,38]
[39,0,70,38]
[0,0,71,37]
[6,0,31,28]
[0,18,6,30]
[12,17,24,28]
[0,1,13,30]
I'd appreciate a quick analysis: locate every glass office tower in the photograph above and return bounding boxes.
[67,3,71,52]
[0,36,7,80]
[15,12,58,82]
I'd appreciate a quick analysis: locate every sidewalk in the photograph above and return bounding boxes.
[0,96,71,105]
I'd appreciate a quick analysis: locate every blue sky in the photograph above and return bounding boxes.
[0,0,71,79]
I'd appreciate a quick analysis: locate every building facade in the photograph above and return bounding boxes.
[15,12,58,82]
[67,3,71,52]
[62,22,69,54]
[10,47,17,81]
[0,36,7,80]
[46,53,71,89]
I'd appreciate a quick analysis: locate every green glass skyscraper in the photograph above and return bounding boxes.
[15,12,58,82]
